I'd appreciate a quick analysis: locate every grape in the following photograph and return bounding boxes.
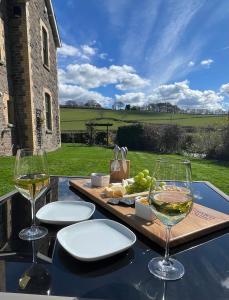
[126,169,157,194]
[146,176,151,182]
[141,178,147,185]
[142,169,149,177]
[138,172,144,179]
[134,175,140,182]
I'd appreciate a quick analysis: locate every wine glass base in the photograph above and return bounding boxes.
[148,257,184,281]
[19,226,48,241]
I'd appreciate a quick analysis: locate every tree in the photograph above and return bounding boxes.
[65,100,77,107]
[125,104,131,110]
[116,101,125,110]
[84,100,102,108]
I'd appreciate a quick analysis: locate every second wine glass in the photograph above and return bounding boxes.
[14,149,50,241]
[148,158,193,280]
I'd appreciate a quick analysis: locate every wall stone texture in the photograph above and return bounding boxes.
[0,0,61,156]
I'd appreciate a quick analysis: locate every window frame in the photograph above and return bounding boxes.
[44,91,53,133]
[40,20,50,70]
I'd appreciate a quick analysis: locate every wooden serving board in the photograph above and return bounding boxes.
[69,179,229,248]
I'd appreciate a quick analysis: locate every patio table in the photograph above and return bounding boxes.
[0,176,228,300]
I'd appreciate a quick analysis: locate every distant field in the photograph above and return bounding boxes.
[60,108,228,131]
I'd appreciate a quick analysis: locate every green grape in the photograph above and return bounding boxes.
[134,175,140,182]
[142,169,150,177]
[141,178,147,186]
[146,176,151,182]
[138,172,144,179]
[127,170,156,194]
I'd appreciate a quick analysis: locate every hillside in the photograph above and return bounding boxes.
[60,108,228,131]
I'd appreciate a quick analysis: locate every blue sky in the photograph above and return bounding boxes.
[53,0,229,111]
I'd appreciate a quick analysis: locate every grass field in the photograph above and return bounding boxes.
[1,144,228,196]
[60,108,228,131]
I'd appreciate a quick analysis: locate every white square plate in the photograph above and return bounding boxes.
[57,219,136,261]
[36,201,95,225]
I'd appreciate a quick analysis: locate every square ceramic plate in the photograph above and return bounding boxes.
[36,201,95,225]
[57,219,136,261]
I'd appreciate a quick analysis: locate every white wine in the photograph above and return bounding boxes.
[15,174,50,201]
[149,189,193,226]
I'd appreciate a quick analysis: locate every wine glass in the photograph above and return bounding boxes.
[14,149,50,240]
[148,158,193,280]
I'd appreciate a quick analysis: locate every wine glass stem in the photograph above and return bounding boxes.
[31,199,36,227]
[164,225,172,264]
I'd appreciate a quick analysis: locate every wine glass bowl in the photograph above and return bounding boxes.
[14,149,50,241]
[148,158,193,280]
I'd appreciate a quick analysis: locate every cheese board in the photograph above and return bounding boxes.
[69,178,229,248]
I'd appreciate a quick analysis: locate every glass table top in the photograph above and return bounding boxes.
[0,177,228,299]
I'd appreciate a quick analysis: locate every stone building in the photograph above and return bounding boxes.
[0,0,61,156]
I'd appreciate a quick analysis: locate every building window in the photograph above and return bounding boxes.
[13,6,22,18]
[7,100,14,125]
[45,93,52,131]
[42,26,49,67]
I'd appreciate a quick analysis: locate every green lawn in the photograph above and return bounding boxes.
[1,144,229,196]
[60,108,227,131]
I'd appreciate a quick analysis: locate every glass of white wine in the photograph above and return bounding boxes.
[14,149,50,240]
[148,159,193,280]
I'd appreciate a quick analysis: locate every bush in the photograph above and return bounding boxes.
[213,125,229,160]
[116,124,161,151]
[116,124,184,153]
[183,126,228,159]
[220,125,229,159]
[160,125,185,153]
[61,132,89,143]
[61,130,115,146]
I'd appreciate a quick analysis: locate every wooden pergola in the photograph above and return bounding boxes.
[86,122,113,146]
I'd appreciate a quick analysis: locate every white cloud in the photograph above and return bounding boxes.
[120,1,160,66]
[115,92,146,106]
[59,64,150,90]
[58,57,149,107]
[200,59,214,67]
[188,61,195,67]
[149,2,205,65]
[103,0,132,28]
[220,83,229,94]
[59,83,111,107]
[58,43,81,57]
[58,43,97,61]
[150,80,223,110]
[99,53,108,60]
[81,45,97,57]
[115,81,224,111]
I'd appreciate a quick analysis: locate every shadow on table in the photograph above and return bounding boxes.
[53,240,135,278]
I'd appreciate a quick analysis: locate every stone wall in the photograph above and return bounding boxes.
[27,0,61,152]
[7,0,35,151]
[0,0,13,156]
[0,0,61,155]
